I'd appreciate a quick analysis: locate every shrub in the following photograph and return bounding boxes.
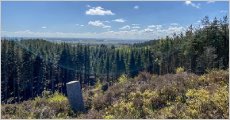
[118,74,128,84]
[182,81,228,119]
[47,92,67,103]
[211,85,229,118]
[2,69,228,119]
[1,92,75,119]
[105,100,140,119]
[176,67,185,74]
[78,109,103,119]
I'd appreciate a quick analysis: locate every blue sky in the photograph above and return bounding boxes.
[2,1,229,40]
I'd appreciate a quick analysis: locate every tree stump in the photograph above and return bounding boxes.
[66,81,84,112]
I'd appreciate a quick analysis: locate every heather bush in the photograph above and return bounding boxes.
[104,100,140,119]
[118,74,128,84]
[1,70,229,119]
[1,92,76,119]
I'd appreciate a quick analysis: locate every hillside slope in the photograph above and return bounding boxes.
[1,69,229,119]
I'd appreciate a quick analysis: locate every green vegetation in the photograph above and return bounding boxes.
[176,67,185,74]
[1,16,228,104]
[1,92,76,119]
[1,16,229,119]
[1,69,229,119]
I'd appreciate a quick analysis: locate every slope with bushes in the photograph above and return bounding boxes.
[2,69,228,119]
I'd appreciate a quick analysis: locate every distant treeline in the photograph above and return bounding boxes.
[1,16,228,103]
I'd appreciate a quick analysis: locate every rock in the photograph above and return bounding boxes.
[66,81,84,112]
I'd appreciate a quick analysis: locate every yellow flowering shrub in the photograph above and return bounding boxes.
[118,74,128,84]
[142,90,159,108]
[206,70,228,84]
[2,70,228,119]
[94,80,103,91]
[104,100,139,119]
[103,115,114,119]
[185,88,210,118]
[211,85,229,118]
[176,67,185,74]
[47,92,67,103]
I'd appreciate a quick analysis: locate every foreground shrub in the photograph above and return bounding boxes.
[176,67,185,74]
[1,92,76,119]
[104,100,140,119]
[1,70,229,119]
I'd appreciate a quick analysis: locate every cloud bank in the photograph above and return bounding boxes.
[86,6,115,15]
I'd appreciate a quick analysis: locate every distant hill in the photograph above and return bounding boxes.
[1,37,148,45]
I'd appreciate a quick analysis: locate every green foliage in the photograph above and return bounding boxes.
[103,115,114,119]
[1,92,76,119]
[118,74,128,84]
[1,16,229,119]
[47,92,67,103]
[81,69,228,119]
[94,80,103,91]
[185,88,210,118]
[1,70,229,119]
[212,85,229,118]
[92,70,229,119]
[176,67,185,74]
[1,16,229,103]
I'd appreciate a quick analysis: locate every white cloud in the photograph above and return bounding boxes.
[132,24,139,26]
[2,24,186,40]
[41,26,47,29]
[103,26,111,29]
[167,26,184,33]
[207,0,215,4]
[88,20,111,28]
[148,25,156,28]
[134,5,139,10]
[194,20,201,25]
[14,30,33,34]
[132,26,140,29]
[112,18,126,23]
[131,29,138,32]
[170,23,179,26]
[185,1,200,9]
[75,24,84,27]
[185,1,192,5]
[148,25,162,30]
[144,28,154,32]
[104,21,110,23]
[88,20,105,27]
[85,6,115,15]
[119,25,131,30]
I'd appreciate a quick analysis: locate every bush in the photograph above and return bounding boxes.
[1,92,76,119]
[118,74,128,84]
[176,67,185,74]
[104,100,140,119]
[47,92,67,103]
[2,69,229,119]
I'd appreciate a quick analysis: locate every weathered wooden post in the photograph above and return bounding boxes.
[66,81,84,112]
